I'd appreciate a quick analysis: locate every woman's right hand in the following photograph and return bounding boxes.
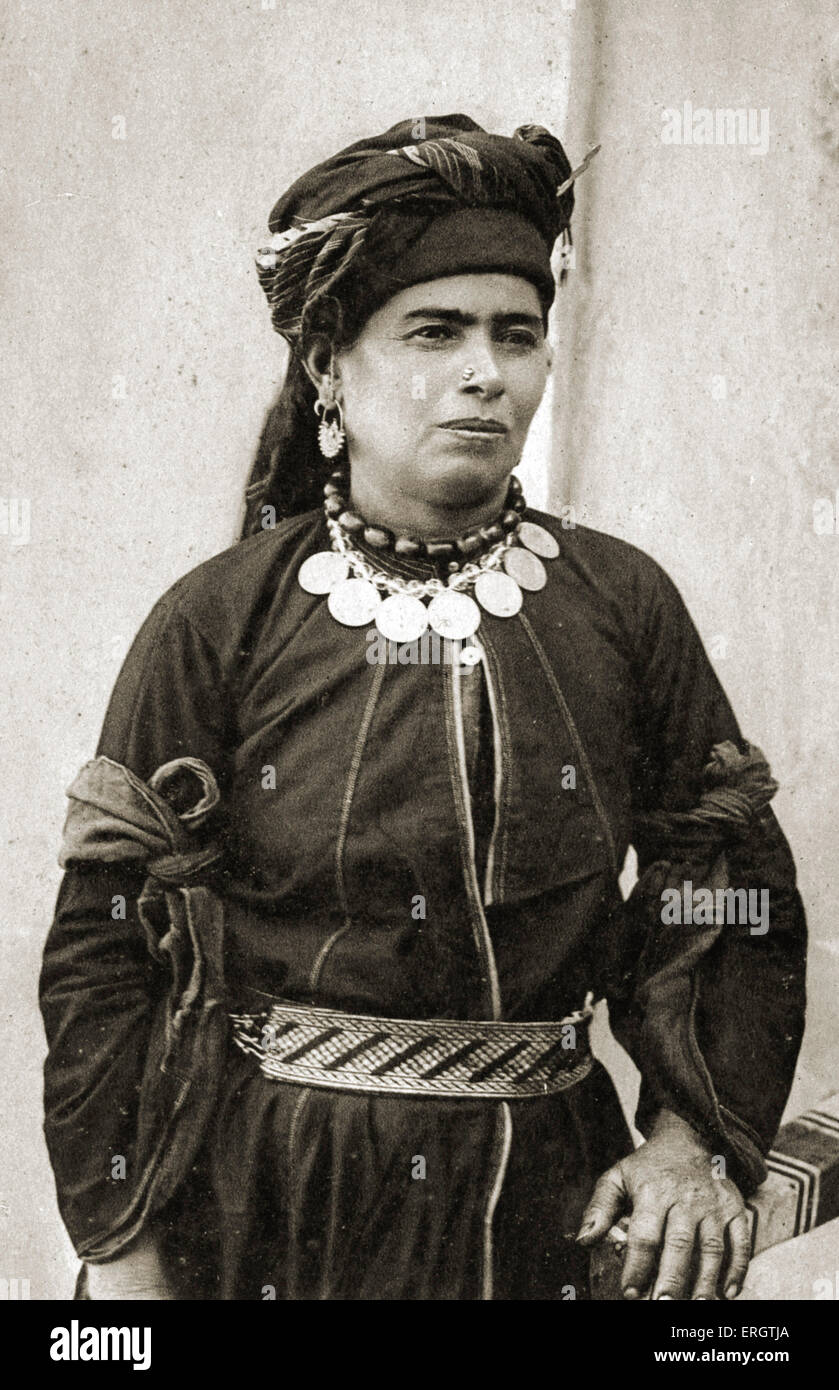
[84,1228,177,1300]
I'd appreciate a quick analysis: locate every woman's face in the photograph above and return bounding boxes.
[333,273,551,521]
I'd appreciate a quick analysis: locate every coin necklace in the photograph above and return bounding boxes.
[298,472,560,644]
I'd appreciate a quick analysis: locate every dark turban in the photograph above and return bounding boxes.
[255,115,598,345]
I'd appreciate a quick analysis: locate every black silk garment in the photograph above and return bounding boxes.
[40,508,807,1299]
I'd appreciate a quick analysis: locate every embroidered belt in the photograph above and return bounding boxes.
[228,997,594,1099]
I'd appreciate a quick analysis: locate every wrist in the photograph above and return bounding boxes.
[648,1107,712,1153]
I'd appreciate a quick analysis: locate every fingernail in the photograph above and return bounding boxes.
[656,1294,673,1301]
[575,1221,595,1240]
[623,1287,639,1300]
[725,1284,739,1300]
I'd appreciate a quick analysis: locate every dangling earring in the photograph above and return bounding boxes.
[314,354,346,460]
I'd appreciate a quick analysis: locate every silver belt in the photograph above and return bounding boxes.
[229,997,594,1099]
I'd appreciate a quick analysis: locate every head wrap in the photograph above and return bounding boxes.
[255,115,598,345]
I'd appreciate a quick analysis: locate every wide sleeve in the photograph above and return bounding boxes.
[613,559,807,1195]
[39,584,231,1259]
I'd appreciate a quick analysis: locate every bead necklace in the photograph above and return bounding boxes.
[323,469,526,566]
[298,474,561,644]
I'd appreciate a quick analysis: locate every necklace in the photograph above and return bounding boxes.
[298,474,561,644]
[323,469,525,563]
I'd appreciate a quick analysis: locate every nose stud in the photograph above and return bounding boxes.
[462,367,475,381]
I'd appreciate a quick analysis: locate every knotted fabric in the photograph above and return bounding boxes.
[255,114,597,344]
[609,741,782,1190]
[58,755,228,1260]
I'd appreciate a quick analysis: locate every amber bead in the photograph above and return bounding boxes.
[425,540,457,562]
[338,510,365,534]
[501,510,520,532]
[456,531,482,556]
[363,525,394,549]
[508,474,523,495]
[512,494,527,514]
[324,495,346,518]
[479,522,504,544]
[394,536,423,558]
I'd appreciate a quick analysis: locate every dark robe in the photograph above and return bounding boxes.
[40,508,807,1299]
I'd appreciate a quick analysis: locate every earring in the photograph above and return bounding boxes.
[315,355,346,459]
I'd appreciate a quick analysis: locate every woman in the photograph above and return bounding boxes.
[40,115,807,1301]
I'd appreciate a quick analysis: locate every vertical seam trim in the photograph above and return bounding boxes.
[445,655,502,1019]
[517,610,620,875]
[477,635,511,904]
[333,660,387,920]
[309,923,353,991]
[482,1101,513,1300]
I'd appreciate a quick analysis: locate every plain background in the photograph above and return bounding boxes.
[1,0,836,1298]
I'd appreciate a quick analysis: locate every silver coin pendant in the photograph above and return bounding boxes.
[374,593,429,643]
[503,547,547,591]
[298,551,350,595]
[517,521,560,559]
[327,578,382,626]
[426,589,481,641]
[474,569,523,618]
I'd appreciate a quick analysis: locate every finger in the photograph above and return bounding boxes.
[688,1217,726,1300]
[722,1210,752,1299]
[621,1201,667,1300]
[576,1167,627,1244]
[651,1210,698,1301]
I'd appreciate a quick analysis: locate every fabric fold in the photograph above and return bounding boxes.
[56,755,229,1261]
[608,741,781,1192]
